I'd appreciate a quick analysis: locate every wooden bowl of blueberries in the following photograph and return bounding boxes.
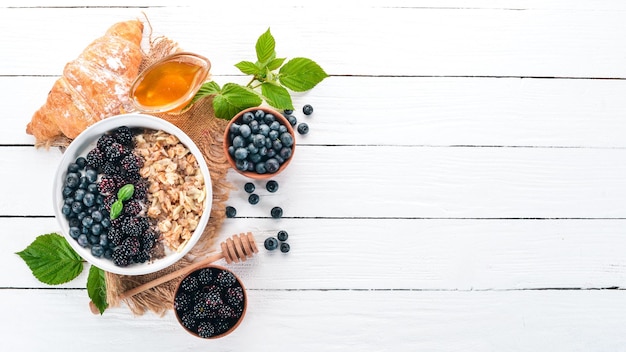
[223,107,296,179]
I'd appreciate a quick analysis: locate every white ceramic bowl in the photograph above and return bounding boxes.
[53,113,212,275]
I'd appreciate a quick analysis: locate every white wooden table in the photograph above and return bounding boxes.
[3,1,626,350]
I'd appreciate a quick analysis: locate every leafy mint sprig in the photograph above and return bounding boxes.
[110,183,135,220]
[16,233,109,314]
[190,28,328,120]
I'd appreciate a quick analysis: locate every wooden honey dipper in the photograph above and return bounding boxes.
[120,232,258,300]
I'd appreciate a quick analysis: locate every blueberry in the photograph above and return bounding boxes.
[302,104,314,115]
[68,163,80,173]
[266,180,279,193]
[247,143,259,155]
[74,189,86,201]
[249,152,262,163]
[232,135,245,148]
[264,237,279,250]
[280,242,290,253]
[269,121,280,131]
[104,249,113,259]
[287,115,297,126]
[279,147,292,160]
[255,162,267,174]
[101,217,111,228]
[266,148,277,158]
[275,155,285,165]
[280,132,294,147]
[62,186,73,198]
[87,183,99,193]
[272,139,283,151]
[79,176,90,189]
[88,235,99,245]
[297,123,309,135]
[249,119,260,133]
[283,109,293,115]
[254,109,265,120]
[264,114,275,124]
[69,218,81,228]
[66,173,80,189]
[242,112,254,123]
[271,206,283,219]
[95,194,104,205]
[64,197,74,205]
[239,124,252,138]
[269,130,279,140]
[85,169,98,183]
[91,245,104,257]
[77,234,89,247]
[248,193,260,205]
[69,227,81,239]
[253,134,266,148]
[244,182,255,193]
[229,122,241,134]
[235,159,249,171]
[259,124,270,137]
[91,223,103,236]
[266,158,280,173]
[277,230,288,241]
[75,157,87,169]
[234,147,249,161]
[83,193,95,207]
[225,206,237,218]
[82,216,94,229]
[71,201,83,214]
[99,234,109,247]
[61,204,72,217]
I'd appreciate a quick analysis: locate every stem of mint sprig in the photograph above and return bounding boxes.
[188,28,329,120]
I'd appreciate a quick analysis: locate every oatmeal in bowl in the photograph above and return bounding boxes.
[53,113,212,275]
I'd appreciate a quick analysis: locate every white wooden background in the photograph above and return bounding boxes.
[2,1,626,350]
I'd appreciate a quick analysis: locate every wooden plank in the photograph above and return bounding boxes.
[2,288,626,351]
[3,146,624,218]
[5,217,626,290]
[10,76,626,147]
[2,6,626,77]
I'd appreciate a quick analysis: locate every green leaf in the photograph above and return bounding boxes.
[235,61,260,75]
[189,81,221,106]
[261,82,294,110]
[16,233,83,285]
[256,28,276,64]
[213,83,263,120]
[110,200,123,220]
[87,266,108,315]
[279,57,329,92]
[117,184,134,202]
[266,57,286,71]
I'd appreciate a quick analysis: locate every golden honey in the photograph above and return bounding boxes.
[130,52,210,113]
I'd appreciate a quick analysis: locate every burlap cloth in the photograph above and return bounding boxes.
[101,33,233,315]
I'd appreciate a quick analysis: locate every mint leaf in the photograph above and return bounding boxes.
[279,57,329,92]
[266,57,286,71]
[189,81,221,106]
[235,61,260,75]
[213,83,262,120]
[117,184,134,202]
[261,82,294,110]
[87,265,108,315]
[16,233,83,285]
[256,28,276,64]
[110,200,123,220]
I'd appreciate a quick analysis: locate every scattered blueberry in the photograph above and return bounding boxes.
[283,109,293,115]
[225,206,237,218]
[244,182,255,193]
[248,193,260,205]
[302,104,314,115]
[266,180,279,193]
[271,206,283,219]
[297,123,309,135]
[277,230,288,241]
[264,237,279,250]
[287,115,297,126]
[280,242,290,253]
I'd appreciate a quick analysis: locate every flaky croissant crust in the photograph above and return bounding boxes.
[26,20,144,145]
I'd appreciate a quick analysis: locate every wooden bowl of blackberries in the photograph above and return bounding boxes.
[224,107,296,179]
[174,265,247,339]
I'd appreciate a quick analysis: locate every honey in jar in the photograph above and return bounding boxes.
[130,52,210,113]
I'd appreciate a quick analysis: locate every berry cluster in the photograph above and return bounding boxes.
[174,266,246,339]
[227,109,294,174]
[225,179,283,219]
[61,126,160,267]
[284,104,313,135]
[264,230,290,253]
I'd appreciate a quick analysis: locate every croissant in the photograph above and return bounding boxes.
[26,20,144,145]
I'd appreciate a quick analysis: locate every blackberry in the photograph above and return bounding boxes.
[266,180,279,193]
[132,179,148,200]
[97,134,115,151]
[302,104,314,115]
[112,248,131,267]
[213,319,230,335]
[121,236,141,256]
[103,162,121,176]
[98,176,118,195]
[277,230,288,241]
[120,153,142,175]
[86,148,105,169]
[122,216,148,237]
[123,199,143,216]
[202,285,224,308]
[197,321,215,338]
[280,242,290,253]
[216,271,237,287]
[132,251,150,264]
[217,305,236,319]
[175,292,192,312]
[103,195,116,211]
[140,229,158,251]
[104,142,127,161]
[181,276,199,292]
[226,287,244,306]
[180,312,197,330]
[197,268,214,285]
[114,126,134,146]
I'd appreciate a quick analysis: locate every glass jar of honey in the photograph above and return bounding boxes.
[130,52,211,114]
